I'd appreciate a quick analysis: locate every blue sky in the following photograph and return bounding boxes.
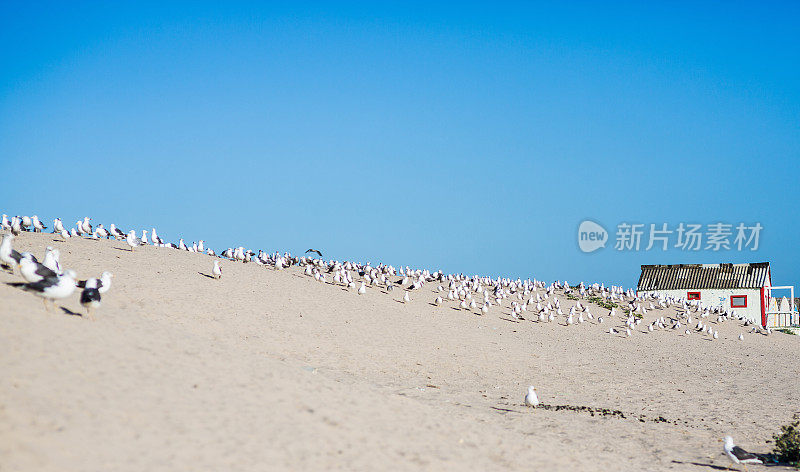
[1,2,798,288]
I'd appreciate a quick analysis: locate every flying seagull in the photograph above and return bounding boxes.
[723,436,762,471]
[305,249,323,257]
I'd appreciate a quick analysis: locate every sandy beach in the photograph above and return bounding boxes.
[1,230,798,471]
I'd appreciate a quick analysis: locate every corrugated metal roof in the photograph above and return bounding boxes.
[637,262,770,290]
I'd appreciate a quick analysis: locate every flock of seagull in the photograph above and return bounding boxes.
[0,212,770,338]
[0,212,772,468]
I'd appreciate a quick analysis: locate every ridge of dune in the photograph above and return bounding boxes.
[1,230,798,471]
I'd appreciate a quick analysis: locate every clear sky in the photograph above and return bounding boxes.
[1,2,798,289]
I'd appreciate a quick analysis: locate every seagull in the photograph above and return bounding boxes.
[0,234,23,273]
[10,217,21,235]
[81,217,92,234]
[151,228,163,245]
[109,224,126,240]
[723,436,762,471]
[212,260,222,279]
[94,224,109,239]
[31,215,46,232]
[403,291,410,303]
[43,247,61,274]
[524,385,539,407]
[126,230,145,251]
[79,278,102,320]
[11,269,78,311]
[19,255,58,283]
[358,282,366,295]
[305,249,323,257]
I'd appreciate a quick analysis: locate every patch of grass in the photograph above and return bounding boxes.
[588,296,620,311]
[778,328,797,335]
[622,309,642,319]
[566,294,578,301]
[772,414,800,467]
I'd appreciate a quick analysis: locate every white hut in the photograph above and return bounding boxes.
[636,262,798,327]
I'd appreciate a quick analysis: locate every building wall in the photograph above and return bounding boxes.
[638,288,763,325]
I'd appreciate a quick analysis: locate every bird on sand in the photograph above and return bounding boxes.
[79,278,102,320]
[126,230,145,251]
[0,234,23,273]
[31,215,46,232]
[12,269,78,311]
[723,436,762,471]
[212,260,222,279]
[43,247,61,274]
[524,385,539,407]
[109,224,126,240]
[19,255,58,283]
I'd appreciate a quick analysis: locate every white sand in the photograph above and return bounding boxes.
[1,231,798,471]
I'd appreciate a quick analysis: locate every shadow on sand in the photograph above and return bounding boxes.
[60,307,83,317]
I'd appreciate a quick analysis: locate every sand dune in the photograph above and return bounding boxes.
[1,231,798,471]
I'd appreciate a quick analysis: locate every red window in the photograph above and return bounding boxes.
[687,291,701,300]
[731,295,747,308]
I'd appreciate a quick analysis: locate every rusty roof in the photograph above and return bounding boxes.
[637,262,770,291]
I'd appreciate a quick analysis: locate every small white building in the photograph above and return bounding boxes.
[636,262,798,328]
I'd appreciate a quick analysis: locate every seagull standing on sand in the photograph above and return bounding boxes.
[31,215,46,232]
[15,269,78,311]
[109,224,125,240]
[212,260,222,279]
[0,234,22,273]
[95,224,109,239]
[80,278,102,320]
[19,255,58,283]
[723,436,762,471]
[126,230,145,251]
[81,217,92,234]
[151,228,163,245]
[524,386,539,407]
[43,247,61,274]
[11,217,21,235]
